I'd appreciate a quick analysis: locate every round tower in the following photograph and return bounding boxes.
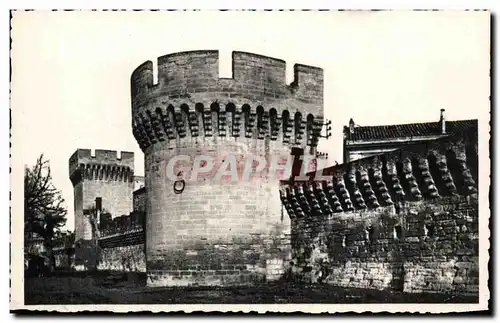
[131,50,324,287]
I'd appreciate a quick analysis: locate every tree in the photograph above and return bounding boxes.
[24,154,67,271]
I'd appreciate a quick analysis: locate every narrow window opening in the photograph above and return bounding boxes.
[95,197,102,212]
[424,223,435,237]
[393,225,403,240]
[395,202,401,214]
[366,225,376,244]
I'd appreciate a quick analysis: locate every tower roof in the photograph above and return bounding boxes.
[344,119,477,141]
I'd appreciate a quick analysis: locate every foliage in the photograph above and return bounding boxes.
[24,154,68,269]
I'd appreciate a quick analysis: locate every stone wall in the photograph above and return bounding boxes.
[81,180,134,221]
[133,187,146,212]
[97,244,146,272]
[96,212,146,272]
[54,248,75,269]
[289,196,479,295]
[281,133,479,295]
[131,50,325,287]
[145,139,292,287]
[69,149,135,242]
[131,50,323,120]
[99,211,145,237]
[52,233,76,270]
[50,229,147,273]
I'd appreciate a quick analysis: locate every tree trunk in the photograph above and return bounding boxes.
[44,240,55,273]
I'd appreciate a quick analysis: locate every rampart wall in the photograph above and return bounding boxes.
[52,211,147,272]
[96,211,146,272]
[281,134,479,295]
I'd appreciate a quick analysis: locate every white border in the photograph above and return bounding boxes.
[4,0,497,318]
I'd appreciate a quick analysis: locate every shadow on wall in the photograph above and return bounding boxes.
[74,239,101,271]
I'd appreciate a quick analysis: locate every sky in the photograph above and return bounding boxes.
[11,10,490,231]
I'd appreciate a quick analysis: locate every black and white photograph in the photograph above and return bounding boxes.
[9,9,490,313]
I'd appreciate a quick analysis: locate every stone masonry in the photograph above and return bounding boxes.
[61,49,480,297]
[69,149,136,269]
[131,50,325,287]
[280,133,479,295]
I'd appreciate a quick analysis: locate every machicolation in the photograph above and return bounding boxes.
[69,149,135,185]
[57,50,479,297]
[280,134,479,294]
[131,50,325,152]
[131,50,327,287]
[69,149,137,268]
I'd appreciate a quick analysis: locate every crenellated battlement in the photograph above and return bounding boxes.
[131,50,327,287]
[131,50,323,110]
[98,211,145,238]
[281,134,478,219]
[131,50,325,152]
[69,149,135,185]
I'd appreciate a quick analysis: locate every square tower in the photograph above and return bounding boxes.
[69,149,135,243]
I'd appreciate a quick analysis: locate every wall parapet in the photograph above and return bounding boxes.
[131,50,323,109]
[98,229,145,249]
[281,134,478,219]
[69,149,135,185]
[131,50,326,151]
[98,211,145,238]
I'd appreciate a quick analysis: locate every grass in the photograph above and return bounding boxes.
[24,271,479,305]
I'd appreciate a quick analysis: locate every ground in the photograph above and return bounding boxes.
[24,272,479,305]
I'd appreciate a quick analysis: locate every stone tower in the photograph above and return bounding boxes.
[130,50,324,286]
[69,149,135,267]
